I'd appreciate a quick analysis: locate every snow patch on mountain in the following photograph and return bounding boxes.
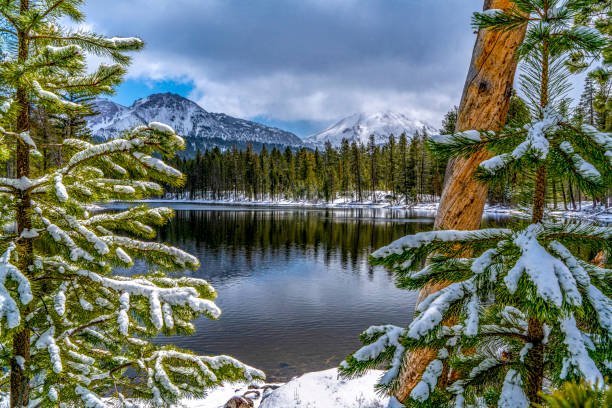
[87,93,302,151]
[305,111,436,147]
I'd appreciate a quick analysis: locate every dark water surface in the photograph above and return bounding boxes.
[122,204,510,381]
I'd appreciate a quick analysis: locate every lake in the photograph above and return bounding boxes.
[121,203,510,381]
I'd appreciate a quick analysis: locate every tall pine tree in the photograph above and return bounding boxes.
[0,1,263,406]
[341,1,611,406]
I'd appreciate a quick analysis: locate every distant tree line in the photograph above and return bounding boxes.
[166,129,447,204]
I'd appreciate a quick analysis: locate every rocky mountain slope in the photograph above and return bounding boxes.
[87,93,303,156]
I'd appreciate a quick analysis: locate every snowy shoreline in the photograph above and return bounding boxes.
[131,198,611,223]
[182,368,390,408]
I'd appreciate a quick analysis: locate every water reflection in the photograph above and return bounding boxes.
[120,204,509,381]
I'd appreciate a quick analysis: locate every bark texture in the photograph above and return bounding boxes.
[11,1,32,406]
[392,0,527,402]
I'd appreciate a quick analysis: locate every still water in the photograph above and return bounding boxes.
[123,204,510,381]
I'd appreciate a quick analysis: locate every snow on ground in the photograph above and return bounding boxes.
[137,195,611,224]
[184,368,388,408]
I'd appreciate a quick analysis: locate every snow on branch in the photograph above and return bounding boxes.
[581,125,612,165]
[0,99,12,113]
[430,130,483,145]
[44,44,82,59]
[0,175,44,191]
[103,36,144,49]
[410,279,475,339]
[498,369,529,408]
[0,243,33,328]
[60,122,184,179]
[19,131,37,150]
[32,80,80,109]
[133,153,183,178]
[140,348,264,405]
[504,224,581,307]
[559,315,603,385]
[41,215,94,262]
[552,241,612,332]
[340,325,406,387]
[558,141,602,182]
[54,174,69,202]
[35,327,62,373]
[479,107,563,175]
[410,348,448,402]
[75,269,219,331]
[75,385,107,408]
[64,137,145,170]
[103,236,198,269]
[372,228,511,258]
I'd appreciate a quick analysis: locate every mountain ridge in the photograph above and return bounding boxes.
[87,93,438,155]
[87,93,303,156]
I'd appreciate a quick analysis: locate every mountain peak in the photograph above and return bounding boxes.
[130,92,206,111]
[304,110,436,147]
[86,94,302,157]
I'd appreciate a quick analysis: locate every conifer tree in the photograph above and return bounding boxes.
[386,134,397,201]
[368,134,379,202]
[350,141,364,202]
[440,106,459,135]
[0,1,263,407]
[341,1,611,407]
[398,133,411,205]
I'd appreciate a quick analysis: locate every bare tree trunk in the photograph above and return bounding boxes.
[392,0,527,403]
[561,182,567,210]
[568,180,576,210]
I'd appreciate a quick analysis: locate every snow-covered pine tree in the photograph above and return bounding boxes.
[0,1,263,407]
[341,1,611,407]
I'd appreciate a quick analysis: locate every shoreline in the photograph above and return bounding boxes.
[122,198,611,223]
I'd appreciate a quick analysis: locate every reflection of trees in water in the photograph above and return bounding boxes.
[158,210,431,269]
[156,209,512,275]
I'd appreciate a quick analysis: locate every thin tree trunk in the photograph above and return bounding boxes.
[525,166,547,405]
[523,29,550,406]
[391,0,527,403]
[568,180,576,210]
[12,2,32,406]
[561,182,567,210]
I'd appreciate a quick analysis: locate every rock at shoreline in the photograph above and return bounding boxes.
[224,395,254,408]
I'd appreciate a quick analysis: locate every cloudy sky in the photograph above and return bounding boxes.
[83,0,488,137]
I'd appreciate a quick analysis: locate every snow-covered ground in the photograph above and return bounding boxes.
[140,197,611,224]
[183,368,389,408]
[140,195,611,223]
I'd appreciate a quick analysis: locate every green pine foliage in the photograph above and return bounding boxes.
[535,379,612,408]
[168,130,445,205]
[0,1,262,407]
[341,1,612,407]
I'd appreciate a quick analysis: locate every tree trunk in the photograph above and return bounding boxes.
[561,182,567,210]
[392,0,527,403]
[568,180,576,210]
[12,2,32,406]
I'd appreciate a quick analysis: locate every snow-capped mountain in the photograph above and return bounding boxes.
[87,93,302,156]
[304,111,436,147]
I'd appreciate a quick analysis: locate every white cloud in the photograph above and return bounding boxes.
[83,0,483,129]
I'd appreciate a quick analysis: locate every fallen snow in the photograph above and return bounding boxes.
[182,368,389,408]
[498,369,529,408]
